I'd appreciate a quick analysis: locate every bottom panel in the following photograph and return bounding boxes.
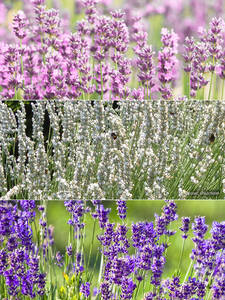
[0,200,225,299]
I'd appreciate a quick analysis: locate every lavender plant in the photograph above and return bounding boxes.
[0,0,224,100]
[1,199,225,299]
[0,100,224,200]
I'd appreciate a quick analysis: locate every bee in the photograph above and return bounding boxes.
[111,132,118,140]
[209,133,215,144]
[169,111,175,115]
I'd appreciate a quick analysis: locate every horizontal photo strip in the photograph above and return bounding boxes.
[0,100,224,200]
[0,200,225,299]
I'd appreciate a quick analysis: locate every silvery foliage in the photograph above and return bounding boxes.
[0,100,224,199]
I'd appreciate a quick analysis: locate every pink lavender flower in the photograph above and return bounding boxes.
[12,10,29,40]
[135,45,156,96]
[158,28,179,99]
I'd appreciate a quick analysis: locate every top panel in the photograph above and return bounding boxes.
[0,0,225,101]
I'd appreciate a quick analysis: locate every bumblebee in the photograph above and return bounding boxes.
[209,133,215,144]
[111,132,118,140]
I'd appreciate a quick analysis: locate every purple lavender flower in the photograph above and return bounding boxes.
[212,250,225,299]
[183,37,195,73]
[121,277,136,299]
[192,216,208,239]
[139,245,153,270]
[55,251,64,267]
[80,282,90,298]
[98,222,115,247]
[132,221,155,250]
[116,200,127,220]
[0,249,8,275]
[4,268,20,296]
[211,221,225,251]
[179,217,191,239]
[215,49,225,79]
[110,256,135,285]
[92,204,111,229]
[66,244,73,256]
[150,245,166,286]
[100,281,112,300]
[207,17,225,71]
[73,253,84,274]
[155,200,177,237]
[65,200,90,230]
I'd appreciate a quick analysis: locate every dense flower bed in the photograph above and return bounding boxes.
[0,100,224,200]
[0,200,225,299]
[0,0,224,100]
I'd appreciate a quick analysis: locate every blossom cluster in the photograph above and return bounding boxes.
[1,199,225,299]
[0,0,224,100]
[0,200,46,298]
[0,100,224,200]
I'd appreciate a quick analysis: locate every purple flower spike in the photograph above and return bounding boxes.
[80,282,90,298]
[100,281,112,300]
[180,217,191,239]
[116,200,127,220]
[192,216,208,239]
[157,28,179,99]
[211,221,225,251]
[92,204,111,229]
[121,277,136,299]
[12,10,29,40]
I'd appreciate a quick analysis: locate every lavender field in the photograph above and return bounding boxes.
[0,0,224,100]
[0,0,225,299]
[0,100,225,200]
[1,200,225,299]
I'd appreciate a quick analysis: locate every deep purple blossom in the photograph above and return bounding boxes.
[0,201,46,298]
[92,204,111,229]
[121,277,136,299]
[211,221,225,251]
[100,281,112,300]
[116,200,127,220]
[65,200,90,230]
[179,217,191,239]
[80,282,90,298]
[155,200,177,237]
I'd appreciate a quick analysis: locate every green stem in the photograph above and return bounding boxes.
[20,40,24,89]
[208,71,214,100]
[183,259,193,283]
[177,238,185,273]
[98,247,104,285]
[100,62,104,100]
[87,219,97,269]
[221,79,225,100]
